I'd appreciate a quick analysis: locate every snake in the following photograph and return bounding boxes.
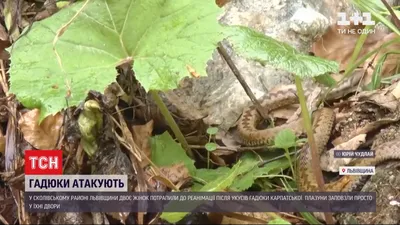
[237,70,400,192]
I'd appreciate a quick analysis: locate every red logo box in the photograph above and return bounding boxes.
[25,150,63,175]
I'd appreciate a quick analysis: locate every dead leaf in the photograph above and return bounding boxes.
[159,163,190,184]
[163,91,207,120]
[333,116,400,146]
[363,33,400,83]
[216,130,240,149]
[335,110,353,123]
[312,24,400,85]
[132,120,154,168]
[186,64,201,78]
[348,88,399,112]
[150,175,178,191]
[0,136,5,155]
[107,212,130,224]
[0,23,10,60]
[50,212,93,224]
[391,82,400,99]
[313,24,388,72]
[0,23,8,42]
[145,163,190,191]
[0,125,5,155]
[4,0,21,42]
[210,152,226,166]
[216,0,230,7]
[18,109,63,149]
[34,0,59,21]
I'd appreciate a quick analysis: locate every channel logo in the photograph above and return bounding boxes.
[25,150,63,175]
[339,166,375,175]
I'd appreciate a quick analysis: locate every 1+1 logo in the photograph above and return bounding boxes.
[337,12,376,34]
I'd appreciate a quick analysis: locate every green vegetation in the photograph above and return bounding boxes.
[8,0,400,224]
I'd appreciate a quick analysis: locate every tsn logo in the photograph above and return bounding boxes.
[25,150,63,175]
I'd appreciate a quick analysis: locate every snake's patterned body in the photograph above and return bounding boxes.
[237,70,400,192]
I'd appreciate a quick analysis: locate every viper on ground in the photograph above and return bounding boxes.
[237,69,400,192]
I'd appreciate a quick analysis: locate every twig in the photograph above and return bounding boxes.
[217,42,269,119]
[381,0,400,29]
[4,173,24,184]
[294,76,334,225]
[52,0,90,71]
[0,214,8,225]
[189,144,271,151]
[52,0,90,100]
[189,143,305,152]
[0,60,8,93]
[149,90,194,158]
[258,149,300,167]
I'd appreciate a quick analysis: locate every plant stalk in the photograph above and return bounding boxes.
[294,75,334,225]
[149,90,194,159]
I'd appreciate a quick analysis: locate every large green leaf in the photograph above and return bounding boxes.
[151,132,196,176]
[223,25,339,78]
[9,0,223,121]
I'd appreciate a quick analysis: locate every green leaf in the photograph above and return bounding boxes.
[190,182,204,191]
[381,73,400,84]
[296,138,308,144]
[160,212,188,224]
[193,167,231,183]
[352,0,400,35]
[254,157,291,177]
[161,161,243,223]
[230,171,255,191]
[9,0,223,121]
[282,179,322,224]
[300,212,322,225]
[273,129,297,150]
[236,152,260,173]
[229,152,261,191]
[223,25,339,78]
[255,179,275,191]
[346,215,360,224]
[191,166,232,190]
[56,1,71,8]
[206,127,218,135]
[268,218,291,225]
[200,160,243,192]
[205,143,217,152]
[369,52,387,90]
[314,73,337,87]
[151,132,196,175]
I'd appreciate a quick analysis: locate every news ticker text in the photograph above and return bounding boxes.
[25,192,376,213]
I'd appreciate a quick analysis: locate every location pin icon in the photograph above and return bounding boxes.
[342,168,346,173]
